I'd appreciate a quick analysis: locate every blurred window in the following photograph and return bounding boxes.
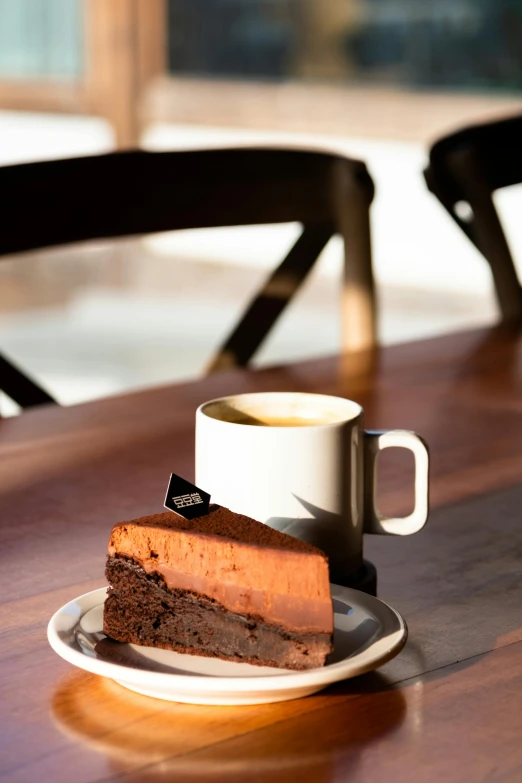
[0,0,82,80]
[167,0,522,91]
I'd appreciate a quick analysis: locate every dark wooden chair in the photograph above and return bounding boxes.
[425,115,522,324]
[0,147,375,409]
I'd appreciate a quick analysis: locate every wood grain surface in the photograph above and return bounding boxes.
[1,325,522,783]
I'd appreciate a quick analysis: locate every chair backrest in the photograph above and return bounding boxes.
[0,147,375,408]
[425,115,522,323]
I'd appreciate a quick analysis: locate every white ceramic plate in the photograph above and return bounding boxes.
[48,585,407,705]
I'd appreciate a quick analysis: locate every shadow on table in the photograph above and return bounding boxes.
[51,668,407,782]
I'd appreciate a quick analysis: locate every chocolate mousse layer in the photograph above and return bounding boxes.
[103,505,333,669]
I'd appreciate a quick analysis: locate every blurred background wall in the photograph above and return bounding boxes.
[1,0,522,414]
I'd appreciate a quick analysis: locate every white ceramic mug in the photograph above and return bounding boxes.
[195,392,429,585]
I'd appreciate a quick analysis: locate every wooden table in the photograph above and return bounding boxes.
[2,325,522,783]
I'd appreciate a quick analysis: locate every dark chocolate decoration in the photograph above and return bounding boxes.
[164,473,210,519]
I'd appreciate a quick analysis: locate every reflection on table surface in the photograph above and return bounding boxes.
[51,669,407,782]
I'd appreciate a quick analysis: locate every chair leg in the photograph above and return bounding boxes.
[449,149,522,324]
[467,196,522,324]
[334,162,376,352]
[0,354,56,409]
[206,223,333,372]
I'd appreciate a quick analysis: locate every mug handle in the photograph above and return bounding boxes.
[363,430,429,535]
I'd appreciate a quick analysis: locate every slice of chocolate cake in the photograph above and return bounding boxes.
[103,505,333,670]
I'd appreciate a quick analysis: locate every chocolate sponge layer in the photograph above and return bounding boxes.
[104,555,332,670]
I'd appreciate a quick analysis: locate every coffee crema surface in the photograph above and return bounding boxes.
[200,393,363,427]
[231,414,333,427]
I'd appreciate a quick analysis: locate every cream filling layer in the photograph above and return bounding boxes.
[135,559,332,634]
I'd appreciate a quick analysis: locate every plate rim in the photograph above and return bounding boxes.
[47,585,407,694]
